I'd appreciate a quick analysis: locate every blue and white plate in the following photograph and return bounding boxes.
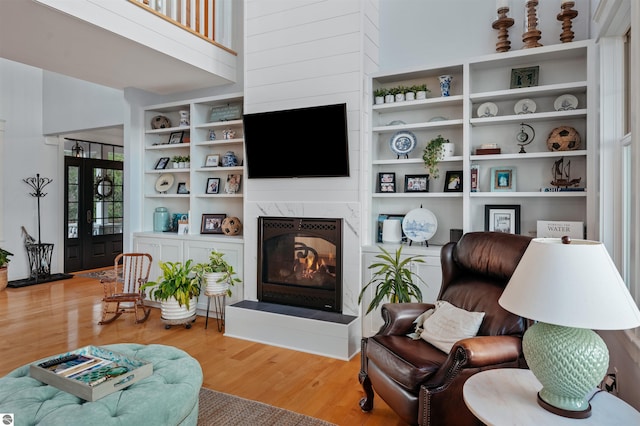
[389,131,417,156]
[402,208,438,243]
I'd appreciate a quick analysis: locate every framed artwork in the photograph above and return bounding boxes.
[168,131,184,144]
[205,154,219,167]
[510,66,539,89]
[170,213,188,232]
[155,157,170,170]
[485,204,521,234]
[176,182,189,194]
[378,172,396,193]
[444,170,463,192]
[201,214,226,234]
[490,166,516,192]
[206,177,220,194]
[404,174,429,192]
[225,174,242,194]
[377,214,406,243]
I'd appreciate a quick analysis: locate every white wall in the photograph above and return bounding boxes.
[0,59,61,280]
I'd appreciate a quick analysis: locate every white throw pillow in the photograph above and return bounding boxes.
[419,300,485,353]
[406,308,435,340]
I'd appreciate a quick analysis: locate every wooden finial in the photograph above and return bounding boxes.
[561,236,571,244]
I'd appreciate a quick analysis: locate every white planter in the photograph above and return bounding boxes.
[417,91,427,100]
[405,92,416,101]
[204,272,230,294]
[384,94,395,103]
[374,96,384,105]
[161,297,197,320]
[440,142,455,158]
[395,93,405,102]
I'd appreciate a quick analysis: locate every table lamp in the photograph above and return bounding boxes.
[499,237,640,418]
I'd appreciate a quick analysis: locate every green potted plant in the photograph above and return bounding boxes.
[373,88,388,105]
[0,248,13,291]
[422,134,450,179]
[192,250,241,296]
[142,260,200,319]
[358,246,425,314]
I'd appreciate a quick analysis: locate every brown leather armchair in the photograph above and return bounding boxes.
[359,232,532,425]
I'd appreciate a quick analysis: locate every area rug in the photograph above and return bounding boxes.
[197,388,335,426]
[75,269,120,281]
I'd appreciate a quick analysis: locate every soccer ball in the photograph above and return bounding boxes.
[151,115,171,129]
[546,126,581,151]
[221,217,242,236]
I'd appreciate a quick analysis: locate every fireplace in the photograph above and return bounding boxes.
[257,216,342,313]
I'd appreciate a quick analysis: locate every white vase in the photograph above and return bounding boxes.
[161,297,197,320]
[382,219,402,243]
[204,272,230,294]
[439,142,455,160]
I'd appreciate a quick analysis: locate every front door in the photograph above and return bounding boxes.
[64,157,123,272]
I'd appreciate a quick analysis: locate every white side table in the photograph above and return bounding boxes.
[463,368,640,425]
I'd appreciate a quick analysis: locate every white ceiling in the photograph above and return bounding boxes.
[1,0,234,143]
[0,0,231,95]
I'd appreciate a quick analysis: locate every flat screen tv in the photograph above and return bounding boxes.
[243,103,349,178]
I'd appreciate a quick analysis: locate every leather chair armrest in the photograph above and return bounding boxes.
[377,302,434,336]
[424,335,522,389]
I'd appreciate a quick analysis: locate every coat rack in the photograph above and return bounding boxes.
[23,173,54,281]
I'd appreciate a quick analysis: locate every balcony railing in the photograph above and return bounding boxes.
[128,0,235,55]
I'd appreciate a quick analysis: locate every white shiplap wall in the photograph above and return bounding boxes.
[241,0,377,320]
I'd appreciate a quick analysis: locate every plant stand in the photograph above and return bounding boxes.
[161,314,197,330]
[205,291,226,332]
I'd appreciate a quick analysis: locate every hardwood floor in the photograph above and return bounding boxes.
[0,273,405,426]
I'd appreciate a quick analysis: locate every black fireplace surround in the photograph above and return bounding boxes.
[257,217,342,313]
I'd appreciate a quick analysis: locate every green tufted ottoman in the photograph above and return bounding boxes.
[0,343,202,426]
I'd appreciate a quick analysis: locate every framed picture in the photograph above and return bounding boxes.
[170,213,188,232]
[201,214,226,234]
[377,214,406,243]
[205,154,219,167]
[378,172,396,193]
[510,66,539,89]
[176,182,189,194]
[206,177,220,194]
[485,205,521,234]
[404,174,429,192]
[444,170,463,192]
[490,166,516,192]
[168,131,184,144]
[155,157,170,170]
[225,174,242,194]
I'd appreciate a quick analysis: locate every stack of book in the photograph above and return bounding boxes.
[38,353,128,386]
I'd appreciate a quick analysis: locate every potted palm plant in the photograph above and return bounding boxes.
[0,248,13,291]
[358,246,425,314]
[192,250,241,296]
[142,260,200,320]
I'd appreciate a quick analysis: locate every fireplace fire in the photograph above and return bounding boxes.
[257,217,342,312]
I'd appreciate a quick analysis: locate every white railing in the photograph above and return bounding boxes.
[129,0,235,54]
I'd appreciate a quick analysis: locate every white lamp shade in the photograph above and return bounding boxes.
[499,238,640,330]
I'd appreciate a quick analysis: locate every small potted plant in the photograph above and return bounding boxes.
[171,156,181,168]
[142,260,200,320]
[415,83,429,100]
[0,248,13,291]
[385,87,397,104]
[373,88,388,105]
[422,134,451,180]
[358,246,425,314]
[192,250,241,296]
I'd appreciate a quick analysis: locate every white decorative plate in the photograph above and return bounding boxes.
[514,99,536,114]
[402,208,438,243]
[389,131,417,156]
[554,94,578,111]
[477,102,498,118]
[155,174,175,193]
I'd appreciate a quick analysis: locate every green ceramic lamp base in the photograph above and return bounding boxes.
[523,322,609,418]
